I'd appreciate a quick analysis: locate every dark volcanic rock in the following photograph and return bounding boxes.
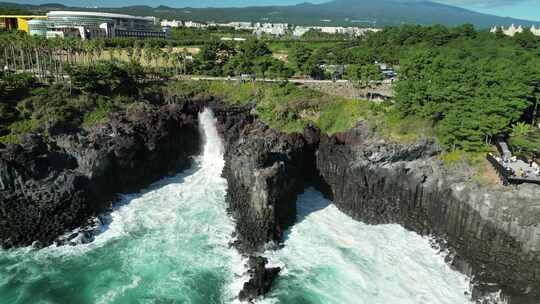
[316,124,540,304]
[218,112,540,303]
[0,102,202,248]
[215,105,318,253]
[213,105,320,301]
[239,256,280,302]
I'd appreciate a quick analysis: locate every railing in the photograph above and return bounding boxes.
[487,153,540,186]
[507,176,540,185]
[486,153,511,186]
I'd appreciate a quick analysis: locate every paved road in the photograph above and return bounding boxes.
[186,75,395,85]
[11,69,395,86]
[183,75,353,84]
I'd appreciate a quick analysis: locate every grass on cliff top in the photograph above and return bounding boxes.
[94,78,498,185]
[169,80,373,134]
[369,108,436,143]
[0,87,131,145]
[439,148,501,186]
[0,119,39,144]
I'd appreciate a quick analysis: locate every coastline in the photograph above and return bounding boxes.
[1,99,539,303]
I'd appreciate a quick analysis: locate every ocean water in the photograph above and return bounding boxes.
[0,109,472,304]
[261,189,473,304]
[0,109,246,304]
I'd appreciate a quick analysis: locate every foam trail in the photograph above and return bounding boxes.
[0,108,244,304]
[0,109,487,304]
[260,188,474,304]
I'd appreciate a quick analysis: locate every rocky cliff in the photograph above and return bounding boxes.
[316,124,540,304]
[214,108,540,303]
[2,99,539,303]
[0,102,201,248]
[212,104,321,300]
[214,104,320,253]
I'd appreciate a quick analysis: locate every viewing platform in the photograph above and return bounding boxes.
[487,139,540,186]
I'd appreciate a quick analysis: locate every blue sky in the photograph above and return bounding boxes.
[448,0,540,21]
[4,0,540,21]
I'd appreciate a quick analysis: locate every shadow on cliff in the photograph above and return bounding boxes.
[282,187,332,243]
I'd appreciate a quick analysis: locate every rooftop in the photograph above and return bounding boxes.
[0,15,47,18]
[47,11,154,22]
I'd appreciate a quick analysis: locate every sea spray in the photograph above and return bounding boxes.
[260,188,474,304]
[0,109,485,304]
[0,108,243,304]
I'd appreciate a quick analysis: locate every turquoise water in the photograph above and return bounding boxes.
[0,110,246,304]
[0,109,472,304]
[261,189,472,304]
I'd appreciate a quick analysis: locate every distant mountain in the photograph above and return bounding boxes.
[1,0,539,29]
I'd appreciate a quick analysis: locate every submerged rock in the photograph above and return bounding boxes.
[239,256,280,302]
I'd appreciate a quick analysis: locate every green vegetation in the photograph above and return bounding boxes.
[191,39,293,78]
[170,27,252,45]
[372,109,435,143]
[0,61,166,144]
[440,149,487,167]
[0,59,373,143]
[167,80,371,134]
[0,7,34,15]
[1,23,539,160]
[508,123,540,158]
[344,63,384,97]
[386,26,540,154]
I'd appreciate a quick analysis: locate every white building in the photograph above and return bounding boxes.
[29,11,165,39]
[489,24,540,37]
[253,23,288,36]
[293,26,310,37]
[224,21,253,30]
[160,19,183,28]
[530,25,540,36]
[220,37,247,41]
[292,25,379,37]
[184,21,207,28]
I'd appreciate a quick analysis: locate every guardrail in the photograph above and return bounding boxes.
[486,153,511,186]
[487,153,540,186]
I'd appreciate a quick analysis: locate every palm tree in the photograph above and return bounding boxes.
[143,43,152,68]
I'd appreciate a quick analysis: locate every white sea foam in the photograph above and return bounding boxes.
[97,275,142,304]
[259,188,475,304]
[0,109,500,304]
[46,108,232,255]
[0,108,246,304]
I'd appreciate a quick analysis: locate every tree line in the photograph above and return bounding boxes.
[0,60,167,144]
[2,23,539,155]
[0,32,193,80]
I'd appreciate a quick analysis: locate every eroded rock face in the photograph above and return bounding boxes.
[0,102,202,248]
[213,105,321,300]
[3,99,539,304]
[217,113,540,303]
[316,125,540,304]
[215,104,319,253]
